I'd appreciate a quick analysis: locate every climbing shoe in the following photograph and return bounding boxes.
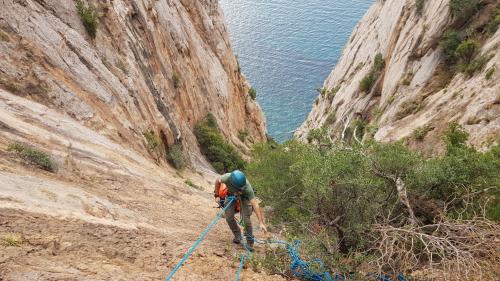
[246,242,254,252]
[232,237,241,244]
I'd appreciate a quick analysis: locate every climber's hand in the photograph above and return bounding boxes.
[259,223,268,233]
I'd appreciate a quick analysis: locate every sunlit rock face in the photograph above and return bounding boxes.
[0,0,266,171]
[297,0,499,152]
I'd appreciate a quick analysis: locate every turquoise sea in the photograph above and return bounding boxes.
[219,0,373,142]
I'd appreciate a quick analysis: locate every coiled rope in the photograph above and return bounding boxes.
[164,196,405,281]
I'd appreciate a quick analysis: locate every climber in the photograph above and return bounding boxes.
[214,170,267,251]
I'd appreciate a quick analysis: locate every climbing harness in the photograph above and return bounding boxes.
[216,183,241,212]
[164,196,406,281]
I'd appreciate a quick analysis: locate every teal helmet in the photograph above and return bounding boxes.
[230,170,247,190]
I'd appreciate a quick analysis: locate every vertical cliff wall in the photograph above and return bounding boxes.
[0,0,266,171]
[297,0,499,152]
[0,1,274,279]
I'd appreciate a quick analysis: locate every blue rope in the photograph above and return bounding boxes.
[247,237,406,281]
[164,196,236,281]
[163,198,406,281]
[234,252,246,281]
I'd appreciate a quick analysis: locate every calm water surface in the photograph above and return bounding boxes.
[219,0,373,141]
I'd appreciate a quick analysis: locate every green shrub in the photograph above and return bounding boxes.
[352,119,367,140]
[172,74,181,89]
[166,143,186,169]
[4,234,21,247]
[449,0,479,22]
[143,130,164,162]
[440,30,461,62]
[248,87,257,100]
[373,53,385,72]
[359,72,375,92]
[460,55,489,76]
[185,179,202,190]
[359,53,385,92]
[455,39,479,63]
[328,85,340,99]
[416,0,426,14]
[412,125,433,141]
[443,122,468,149]
[486,14,500,34]
[194,114,245,173]
[485,66,495,80]
[7,143,55,172]
[246,125,499,272]
[238,129,249,142]
[396,100,421,119]
[306,127,331,148]
[325,112,337,125]
[75,0,97,39]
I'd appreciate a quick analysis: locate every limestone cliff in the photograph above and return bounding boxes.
[0,1,275,280]
[0,0,266,172]
[297,0,499,152]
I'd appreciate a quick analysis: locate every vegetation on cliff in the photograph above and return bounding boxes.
[247,123,499,278]
[194,114,245,173]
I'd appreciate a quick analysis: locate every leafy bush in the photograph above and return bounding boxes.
[246,123,499,275]
[485,66,495,80]
[166,143,186,169]
[460,54,489,76]
[172,74,181,89]
[359,53,385,92]
[449,0,479,22]
[317,87,327,97]
[325,112,337,125]
[373,53,385,72]
[8,143,55,172]
[306,127,331,148]
[238,129,249,142]
[330,86,341,95]
[143,130,164,163]
[359,72,375,93]
[185,179,202,190]
[416,0,426,14]
[443,122,468,149]
[75,0,97,39]
[396,100,421,120]
[412,125,433,141]
[3,234,21,247]
[486,14,500,34]
[440,30,461,62]
[455,39,478,63]
[248,87,257,100]
[194,114,245,173]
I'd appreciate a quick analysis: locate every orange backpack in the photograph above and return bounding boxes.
[218,183,241,212]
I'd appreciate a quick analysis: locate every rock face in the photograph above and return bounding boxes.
[0,1,273,280]
[0,0,266,170]
[297,0,499,151]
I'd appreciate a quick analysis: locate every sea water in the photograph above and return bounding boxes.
[219,0,373,142]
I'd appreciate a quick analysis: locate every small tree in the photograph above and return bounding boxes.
[449,0,479,22]
[172,74,181,89]
[75,0,97,39]
[248,87,257,100]
[455,39,479,63]
[440,30,461,62]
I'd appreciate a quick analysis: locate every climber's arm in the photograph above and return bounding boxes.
[250,198,268,232]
